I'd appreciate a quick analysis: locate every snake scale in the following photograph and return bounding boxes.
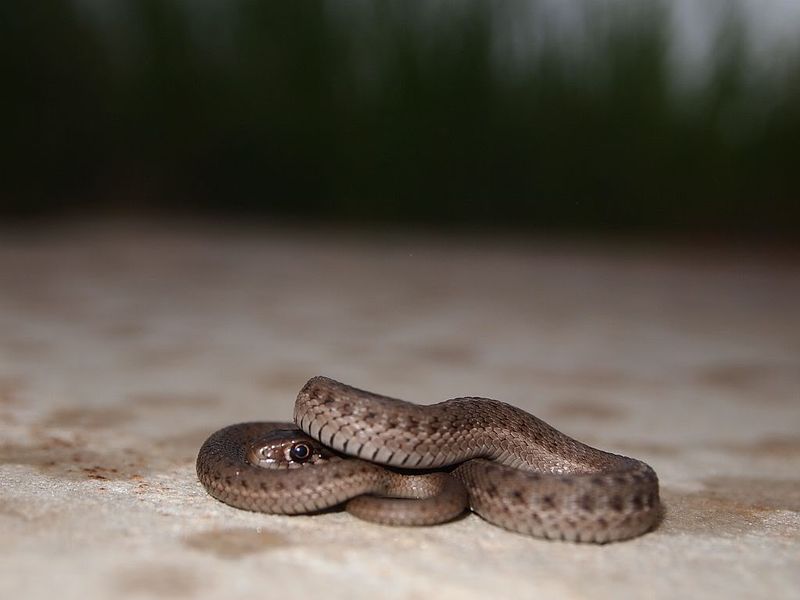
[197,376,660,542]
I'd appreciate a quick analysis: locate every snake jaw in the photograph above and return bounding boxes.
[245,428,336,469]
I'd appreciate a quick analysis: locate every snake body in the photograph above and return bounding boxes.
[197,376,660,542]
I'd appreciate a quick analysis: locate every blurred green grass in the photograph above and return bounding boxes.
[1,1,798,233]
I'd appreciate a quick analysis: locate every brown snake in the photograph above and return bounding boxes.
[197,376,660,542]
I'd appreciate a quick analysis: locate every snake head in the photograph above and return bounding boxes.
[246,428,336,469]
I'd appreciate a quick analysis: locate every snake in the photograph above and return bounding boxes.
[196,376,660,542]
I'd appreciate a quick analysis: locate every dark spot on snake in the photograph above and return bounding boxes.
[274,482,285,491]
[597,517,608,529]
[614,476,628,486]
[387,421,398,430]
[578,494,595,512]
[487,485,498,495]
[645,492,657,508]
[541,495,556,510]
[591,476,606,486]
[224,476,233,486]
[365,412,376,420]
[632,494,644,510]
[609,496,624,512]
[512,490,525,503]
[240,480,248,489]
[260,482,268,491]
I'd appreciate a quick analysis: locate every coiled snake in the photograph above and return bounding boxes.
[196,376,660,542]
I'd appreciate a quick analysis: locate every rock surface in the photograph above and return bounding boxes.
[1,222,798,599]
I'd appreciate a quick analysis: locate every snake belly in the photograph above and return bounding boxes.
[197,376,660,542]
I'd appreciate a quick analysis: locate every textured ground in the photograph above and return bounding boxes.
[1,222,798,599]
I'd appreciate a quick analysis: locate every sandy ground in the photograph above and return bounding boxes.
[1,221,798,599]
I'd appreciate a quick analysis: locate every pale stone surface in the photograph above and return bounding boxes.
[1,222,798,599]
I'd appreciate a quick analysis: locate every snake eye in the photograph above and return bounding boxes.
[289,443,311,462]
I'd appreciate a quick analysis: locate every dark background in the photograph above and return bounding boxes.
[2,1,798,234]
